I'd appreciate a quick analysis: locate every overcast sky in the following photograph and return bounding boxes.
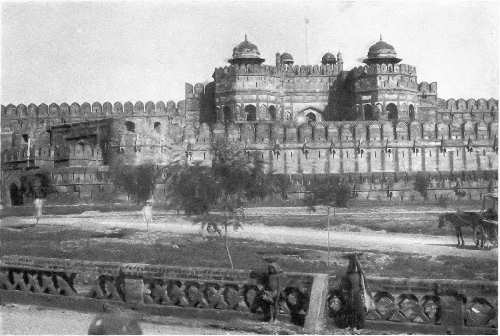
[1,0,499,105]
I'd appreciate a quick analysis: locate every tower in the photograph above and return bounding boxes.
[353,37,419,122]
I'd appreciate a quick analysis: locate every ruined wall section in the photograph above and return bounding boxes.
[416,81,438,121]
[1,99,188,203]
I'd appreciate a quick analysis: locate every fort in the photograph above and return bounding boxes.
[1,36,498,206]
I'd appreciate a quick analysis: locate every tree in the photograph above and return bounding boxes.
[270,174,292,200]
[305,175,353,210]
[414,172,430,199]
[304,175,353,267]
[110,158,161,204]
[164,139,273,268]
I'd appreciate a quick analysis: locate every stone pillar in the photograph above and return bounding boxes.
[440,294,465,334]
[124,278,144,305]
[303,274,329,333]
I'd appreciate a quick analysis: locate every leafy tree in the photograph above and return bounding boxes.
[414,172,430,199]
[270,174,292,200]
[18,171,56,199]
[110,158,161,204]
[164,139,273,268]
[305,175,353,210]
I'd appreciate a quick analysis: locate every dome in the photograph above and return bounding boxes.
[321,52,336,65]
[280,52,294,65]
[229,35,265,65]
[363,36,402,64]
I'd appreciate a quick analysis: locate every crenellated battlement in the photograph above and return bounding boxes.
[213,62,342,80]
[1,99,186,123]
[351,63,417,77]
[438,97,498,112]
[418,81,438,94]
[185,119,498,145]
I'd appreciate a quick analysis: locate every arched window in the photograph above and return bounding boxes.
[125,121,135,132]
[245,105,257,121]
[154,122,161,132]
[10,183,23,205]
[306,112,316,122]
[386,103,398,120]
[269,105,277,121]
[409,105,415,121]
[223,106,232,122]
[78,142,85,155]
[364,105,375,120]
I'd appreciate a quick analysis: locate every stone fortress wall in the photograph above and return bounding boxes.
[1,36,498,206]
[1,93,497,205]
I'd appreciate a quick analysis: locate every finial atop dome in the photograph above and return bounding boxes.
[363,37,401,64]
[245,33,247,42]
[229,35,265,65]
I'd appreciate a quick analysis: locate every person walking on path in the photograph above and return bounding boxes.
[142,200,153,233]
[33,197,43,225]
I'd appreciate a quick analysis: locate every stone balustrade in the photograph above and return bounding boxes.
[0,255,497,334]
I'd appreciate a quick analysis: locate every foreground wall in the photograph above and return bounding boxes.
[0,255,497,334]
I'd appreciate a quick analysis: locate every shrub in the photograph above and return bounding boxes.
[304,175,353,209]
[437,195,449,208]
[110,159,161,204]
[414,172,430,199]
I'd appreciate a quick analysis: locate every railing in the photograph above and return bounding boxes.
[0,255,497,334]
[0,255,313,323]
[327,276,498,334]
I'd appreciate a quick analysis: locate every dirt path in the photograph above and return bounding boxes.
[0,303,247,335]
[2,212,497,260]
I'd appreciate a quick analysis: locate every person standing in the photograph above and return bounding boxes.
[250,261,283,323]
[142,200,153,233]
[340,253,368,330]
[33,197,43,225]
[266,262,282,323]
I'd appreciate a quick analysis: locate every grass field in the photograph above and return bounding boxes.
[0,224,496,281]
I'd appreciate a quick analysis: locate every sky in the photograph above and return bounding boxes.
[1,0,499,105]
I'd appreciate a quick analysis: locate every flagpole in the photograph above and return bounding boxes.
[304,18,309,64]
[327,206,330,267]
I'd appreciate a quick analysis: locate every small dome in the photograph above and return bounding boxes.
[321,52,336,65]
[229,34,265,65]
[280,52,294,65]
[364,36,401,64]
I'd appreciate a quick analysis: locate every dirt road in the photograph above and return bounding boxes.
[0,303,246,335]
[2,211,496,260]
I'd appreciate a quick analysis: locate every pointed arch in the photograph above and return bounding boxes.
[386,103,398,120]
